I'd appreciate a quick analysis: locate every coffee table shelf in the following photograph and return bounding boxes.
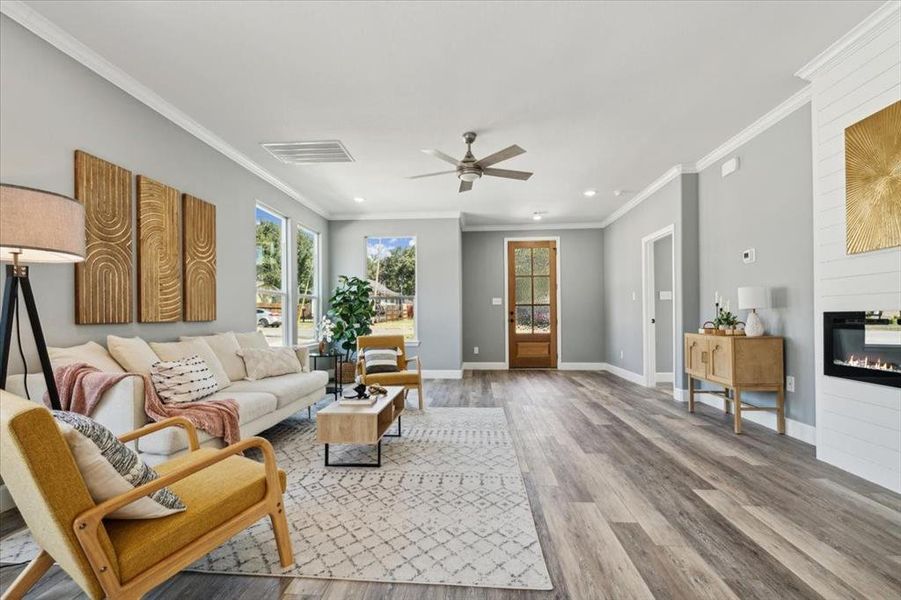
[316,386,404,467]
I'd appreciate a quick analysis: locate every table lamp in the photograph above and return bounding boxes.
[0,184,86,409]
[738,286,769,337]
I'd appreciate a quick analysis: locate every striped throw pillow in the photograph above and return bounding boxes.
[151,354,220,404]
[363,348,400,374]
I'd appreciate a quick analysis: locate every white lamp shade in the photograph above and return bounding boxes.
[0,184,85,263]
[738,286,769,310]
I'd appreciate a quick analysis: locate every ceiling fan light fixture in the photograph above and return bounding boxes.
[353,196,365,203]
[459,170,481,182]
[583,189,597,197]
[532,212,543,221]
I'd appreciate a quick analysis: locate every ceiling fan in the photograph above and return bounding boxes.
[409,132,533,192]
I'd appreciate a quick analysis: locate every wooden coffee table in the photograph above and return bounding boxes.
[316,386,404,467]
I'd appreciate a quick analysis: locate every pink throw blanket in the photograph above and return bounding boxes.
[47,363,241,446]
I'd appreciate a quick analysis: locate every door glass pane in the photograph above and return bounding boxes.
[534,305,551,333]
[533,247,550,275]
[515,277,532,305]
[534,277,550,304]
[515,306,533,333]
[514,247,531,275]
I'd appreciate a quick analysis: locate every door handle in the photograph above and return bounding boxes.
[701,351,708,364]
[651,318,656,324]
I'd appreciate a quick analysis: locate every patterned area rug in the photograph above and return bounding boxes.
[0,407,553,590]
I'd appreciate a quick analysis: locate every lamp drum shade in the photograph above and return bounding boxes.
[0,184,85,263]
[738,286,769,310]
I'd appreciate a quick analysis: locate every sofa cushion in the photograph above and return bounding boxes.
[136,391,277,455]
[238,347,302,381]
[107,336,159,375]
[150,339,230,390]
[104,448,286,582]
[361,371,421,386]
[234,330,269,349]
[48,341,125,373]
[150,355,220,404]
[180,332,246,382]
[226,371,328,409]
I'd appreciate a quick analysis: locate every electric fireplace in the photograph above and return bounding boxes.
[824,311,901,388]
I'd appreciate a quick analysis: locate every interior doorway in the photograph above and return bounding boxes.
[505,239,559,368]
[641,225,676,388]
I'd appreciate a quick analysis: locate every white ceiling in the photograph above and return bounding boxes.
[21,0,880,225]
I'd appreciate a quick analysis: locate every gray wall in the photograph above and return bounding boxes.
[698,105,814,425]
[653,236,674,372]
[0,16,328,373]
[461,229,604,365]
[602,174,699,388]
[328,218,462,371]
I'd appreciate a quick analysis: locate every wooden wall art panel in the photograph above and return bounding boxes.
[182,193,217,321]
[845,100,901,255]
[74,150,133,324]
[137,175,182,322]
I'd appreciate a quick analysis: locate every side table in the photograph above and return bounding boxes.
[309,352,344,401]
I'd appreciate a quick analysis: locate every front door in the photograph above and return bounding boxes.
[508,240,558,368]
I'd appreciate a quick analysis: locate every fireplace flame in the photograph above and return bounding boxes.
[835,354,901,373]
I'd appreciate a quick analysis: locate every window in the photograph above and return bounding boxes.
[255,206,287,346]
[366,236,416,340]
[296,225,319,345]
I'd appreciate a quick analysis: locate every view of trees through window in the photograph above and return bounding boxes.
[366,236,416,339]
[297,226,317,344]
[256,207,285,345]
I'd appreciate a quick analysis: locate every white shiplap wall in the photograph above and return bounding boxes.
[804,3,901,493]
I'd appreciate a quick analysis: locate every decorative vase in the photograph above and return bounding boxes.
[745,310,765,337]
[318,340,327,354]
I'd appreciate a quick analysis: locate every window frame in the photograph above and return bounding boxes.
[295,222,321,347]
[364,235,419,344]
[255,203,290,346]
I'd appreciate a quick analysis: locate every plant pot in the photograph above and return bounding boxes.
[318,340,327,354]
[340,361,357,384]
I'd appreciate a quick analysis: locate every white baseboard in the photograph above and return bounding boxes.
[655,372,673,383]
[422,369,462,379]
[461,362,507,370]
[673,391,816,445]
[0,484,14,513]
[599,363,645,385]
[559,362,604,371]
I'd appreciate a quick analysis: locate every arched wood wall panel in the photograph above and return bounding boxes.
[74,150,133,324]
[137,175,181,322]
[182,193,217,321]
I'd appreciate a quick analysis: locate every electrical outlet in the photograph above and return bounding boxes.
[474,346,479,355]
[631,291,637,301]
[620,350,624,359]
[786,375,795,393]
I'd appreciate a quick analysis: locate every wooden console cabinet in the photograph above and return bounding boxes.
[684,333,785,434]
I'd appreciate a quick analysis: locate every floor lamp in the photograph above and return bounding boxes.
[0,184,86,410]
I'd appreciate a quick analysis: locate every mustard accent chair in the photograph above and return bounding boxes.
[0,390,293,600]
[356,334,424,410]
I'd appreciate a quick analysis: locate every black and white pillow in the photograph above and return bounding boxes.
[363,348,400,374]
[151,354,219,404]
[53,411,185,519]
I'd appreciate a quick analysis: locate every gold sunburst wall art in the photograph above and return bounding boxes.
[844,100,901,255]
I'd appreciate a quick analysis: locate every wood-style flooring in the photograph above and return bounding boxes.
[2,370,900,599]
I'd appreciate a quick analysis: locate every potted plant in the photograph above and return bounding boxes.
[712,292,740,335]
[327,276,376,382]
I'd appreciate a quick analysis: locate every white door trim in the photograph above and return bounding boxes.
[641,225,676,388]
[503,236,563,369]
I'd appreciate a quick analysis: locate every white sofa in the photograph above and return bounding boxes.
[4,333,328,466]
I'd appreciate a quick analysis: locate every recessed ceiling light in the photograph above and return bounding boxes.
[532,212,543,221]
[613,189,623,197]
[583,189,597,197]
[353,197,365,203]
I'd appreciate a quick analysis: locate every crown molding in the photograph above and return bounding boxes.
[330,210,462,221]
[462,221,606,232]
[695,84,811,171]
[0,0,330,218]
[599,164,688,228]
[795,1,900,81]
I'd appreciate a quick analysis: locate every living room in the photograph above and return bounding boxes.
[0,1,899,599]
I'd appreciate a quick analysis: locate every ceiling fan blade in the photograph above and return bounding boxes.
[422,149,461,166]
[407,170,457,179]
[482,167,533,181]
[475,144,525,168]
[459,179,473,193]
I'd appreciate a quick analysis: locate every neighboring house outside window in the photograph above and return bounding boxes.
[296,224,319,345]
[366,236,416,340]
[255,205,287,346]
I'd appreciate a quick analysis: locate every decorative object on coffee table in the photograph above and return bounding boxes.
[738,286,769,337]
[317,385,404,467]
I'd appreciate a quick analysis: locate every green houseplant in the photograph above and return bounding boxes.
[327,276,376,381]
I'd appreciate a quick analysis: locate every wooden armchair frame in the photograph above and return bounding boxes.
[5,417,293,600]
[356,352,424,410]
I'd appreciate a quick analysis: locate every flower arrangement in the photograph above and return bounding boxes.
[712,291,739,329]
[316,316,336,345]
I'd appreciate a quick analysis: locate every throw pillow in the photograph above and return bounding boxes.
[49,341,125,373]
[180,332,246,381]
[107,336,160,375]
[237,347,302,380]
[151,355,220,404]
[293,346,311,373]
[53,411,185,519]
[363,348,400,374]
[234,330,270,350]
[150,339,230,390]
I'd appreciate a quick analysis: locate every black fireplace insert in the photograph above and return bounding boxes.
[824,311,901,388]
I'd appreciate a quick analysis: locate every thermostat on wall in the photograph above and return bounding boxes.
[722,157,740,178]
[491,297,502,305]
[743,248,756,264]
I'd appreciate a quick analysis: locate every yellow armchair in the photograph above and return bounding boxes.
[356,334,424,410]
[0,390,293,600]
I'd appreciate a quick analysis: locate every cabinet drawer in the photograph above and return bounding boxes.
[707,337,734,385]
[685,334,708,378]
